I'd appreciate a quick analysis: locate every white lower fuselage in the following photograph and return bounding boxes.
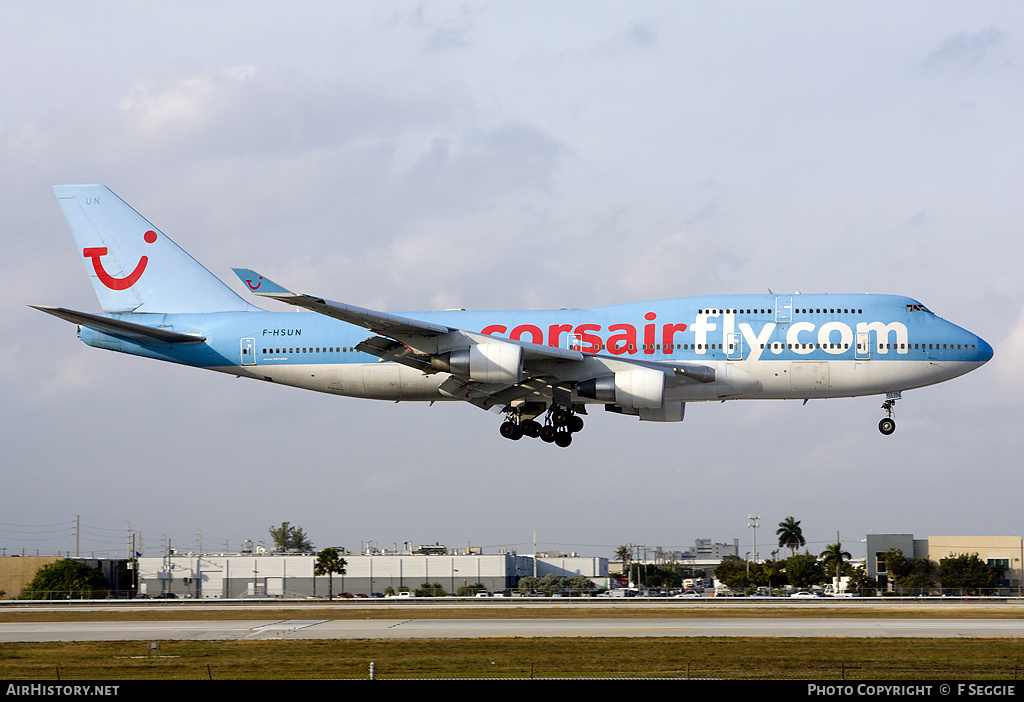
[77,292,992,417]
[222,356,983,403]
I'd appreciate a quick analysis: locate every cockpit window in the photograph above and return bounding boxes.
[906,304,931,313]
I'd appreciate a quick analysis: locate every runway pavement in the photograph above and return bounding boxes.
[2,616,1024,642]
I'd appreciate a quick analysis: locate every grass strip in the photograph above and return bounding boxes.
[2,637,1024,680]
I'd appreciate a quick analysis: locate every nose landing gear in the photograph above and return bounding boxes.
[878,392,900,435]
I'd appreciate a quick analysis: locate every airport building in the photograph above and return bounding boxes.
[134,548,609,598]
[611,539,740,576]
[866,534,1024,593]
[4,533,1021,599]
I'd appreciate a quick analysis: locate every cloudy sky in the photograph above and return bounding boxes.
[2,2,1022,563]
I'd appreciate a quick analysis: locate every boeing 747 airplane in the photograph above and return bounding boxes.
[34,185,992,447]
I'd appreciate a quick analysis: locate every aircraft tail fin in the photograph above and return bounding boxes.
[54,185,255,313]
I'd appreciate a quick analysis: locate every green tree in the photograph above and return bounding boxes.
[776,517,805,556]
[938,553,1000,595]
[537,574,563,595]
[714,556,751,591]
[18,560,110,600]
[878,548,936,594]
[900,559,938,592]
[628,563,687,590]
[517,576,542,594]
[878,548,911,583]
[416,582,446,597]
[565,575,597,594]
[516,575,596,595]
[313,547,347,598]
[750,560,787,591]
[456,582,487,596]
[783,553,824,589]
[845,564,873,593]
[269,522,313,552]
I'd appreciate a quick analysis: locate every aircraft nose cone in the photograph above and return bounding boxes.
[976,336,994,364]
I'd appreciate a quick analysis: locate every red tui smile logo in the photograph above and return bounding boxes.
[83,230,157,290]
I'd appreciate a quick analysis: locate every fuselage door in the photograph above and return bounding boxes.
[726,332,744,360]
[855,332,871,360]
[241,338,257,366]
[774,296,792,324]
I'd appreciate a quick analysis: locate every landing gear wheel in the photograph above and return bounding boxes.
[878,417,896,435]
[568,415,584,433]
[539,425,557,443]
[551,407,570,427]
[499,420,523,440]
[521,419,542,438]
[554,430,573,448]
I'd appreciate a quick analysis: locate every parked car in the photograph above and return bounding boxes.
[790,590,822,598]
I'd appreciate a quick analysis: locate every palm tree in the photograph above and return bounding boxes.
[314,547,348,599]
[776,517,805,556]
[820,542,852,583]
[615,546,632,569]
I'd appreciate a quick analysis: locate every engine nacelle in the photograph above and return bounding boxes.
[577,368,665,409]
[431,343,523,384]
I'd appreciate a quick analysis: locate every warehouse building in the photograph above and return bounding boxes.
[134,548,608,598]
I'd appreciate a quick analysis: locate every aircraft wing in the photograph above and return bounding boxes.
[231,268,585,364]
[232,268,450,338]
[231,269,716,413]
[30,306,206,344]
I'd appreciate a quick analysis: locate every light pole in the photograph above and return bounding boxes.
[747,515,760,575]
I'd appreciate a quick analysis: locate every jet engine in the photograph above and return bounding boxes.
[577,368,666,409]
[431,342,523,384]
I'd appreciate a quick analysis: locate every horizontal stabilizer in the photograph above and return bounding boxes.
[30,306,206,344]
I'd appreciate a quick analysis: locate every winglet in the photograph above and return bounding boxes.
[231,268,296,297]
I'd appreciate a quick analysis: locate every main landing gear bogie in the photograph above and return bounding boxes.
[499,406,584,447]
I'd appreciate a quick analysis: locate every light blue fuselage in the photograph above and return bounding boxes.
[78,292,992,404]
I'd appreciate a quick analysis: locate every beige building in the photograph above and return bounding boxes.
[927,536,1023,591]
[868,534,1023,593]
[0,557,61,599]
